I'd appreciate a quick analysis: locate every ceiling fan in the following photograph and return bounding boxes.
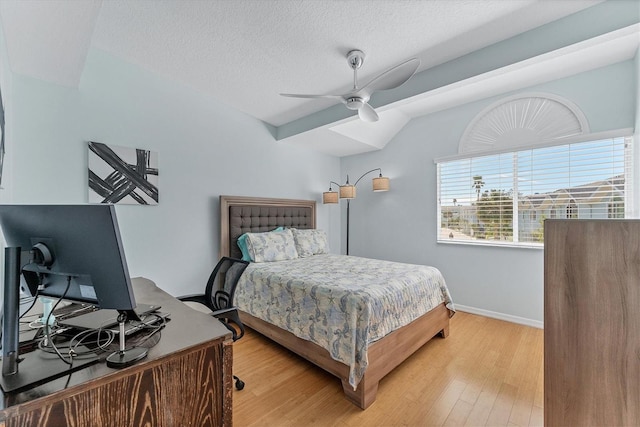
[280,50,420,122]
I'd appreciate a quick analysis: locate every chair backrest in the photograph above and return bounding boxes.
[204,257,249,312]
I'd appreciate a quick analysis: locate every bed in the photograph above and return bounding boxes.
[219,195,454,409]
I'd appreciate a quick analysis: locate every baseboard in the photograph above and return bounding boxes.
[454,304,543,329]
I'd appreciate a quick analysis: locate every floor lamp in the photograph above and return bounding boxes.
[322,168,390,255]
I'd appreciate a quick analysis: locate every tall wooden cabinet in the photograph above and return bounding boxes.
[544,220,640,426]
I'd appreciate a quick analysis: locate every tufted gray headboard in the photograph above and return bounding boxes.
[219,195,316,259]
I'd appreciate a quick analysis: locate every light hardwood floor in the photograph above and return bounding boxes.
[232,311,543,426]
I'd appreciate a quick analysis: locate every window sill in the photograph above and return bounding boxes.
[436,239,544,250]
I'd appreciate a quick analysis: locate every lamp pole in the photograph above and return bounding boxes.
[345,168,384,256]
[324,168,389,256]
[346,198,351,255]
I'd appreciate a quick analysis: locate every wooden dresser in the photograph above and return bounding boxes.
[0,278,233,427]
[544,220,640,426]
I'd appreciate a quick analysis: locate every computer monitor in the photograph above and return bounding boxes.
[0,204,141,392]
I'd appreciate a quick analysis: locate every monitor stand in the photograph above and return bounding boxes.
[0,346,98,393]
[1,246,99,393]
[105,312,147,369]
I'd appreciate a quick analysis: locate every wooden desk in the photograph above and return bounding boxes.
[0,278,233,427]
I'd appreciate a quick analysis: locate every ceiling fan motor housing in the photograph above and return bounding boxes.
[345,97,365,110]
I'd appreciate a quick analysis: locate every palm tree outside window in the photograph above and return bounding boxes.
[472,175,485,201]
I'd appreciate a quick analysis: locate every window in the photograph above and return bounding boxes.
[437,136,632,247]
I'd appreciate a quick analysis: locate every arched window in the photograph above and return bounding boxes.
[459,93,589,154]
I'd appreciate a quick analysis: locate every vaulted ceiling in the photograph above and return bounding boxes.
[1,0,637,156]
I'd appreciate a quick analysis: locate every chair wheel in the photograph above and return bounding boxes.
[235,378,245,390]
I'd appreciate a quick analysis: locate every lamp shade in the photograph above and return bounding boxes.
[373,176,390,192]
[322,190,339,204]
[340,184,356,199]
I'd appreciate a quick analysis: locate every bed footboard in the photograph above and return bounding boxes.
[239,303,450,409]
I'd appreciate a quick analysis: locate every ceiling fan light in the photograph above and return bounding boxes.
[345,97,364,110]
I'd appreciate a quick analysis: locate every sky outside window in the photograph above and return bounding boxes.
[440,137,626,207]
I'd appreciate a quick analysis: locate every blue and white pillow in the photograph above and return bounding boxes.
[291,228,330,257]
[245,228,299,262]
[237,227,284,261]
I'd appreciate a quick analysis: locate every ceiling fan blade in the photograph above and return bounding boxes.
[360,58,420,93]
[280,93,343,100]
[358,102,379,122]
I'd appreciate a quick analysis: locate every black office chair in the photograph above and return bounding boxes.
[178,257,250,390]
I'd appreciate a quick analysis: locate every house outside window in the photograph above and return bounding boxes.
[437,136,632,247]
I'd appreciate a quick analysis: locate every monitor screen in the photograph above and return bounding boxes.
[0,204,136,311]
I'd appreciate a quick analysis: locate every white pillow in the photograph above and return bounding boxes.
[245,229,299,262]
[291,228,330,257]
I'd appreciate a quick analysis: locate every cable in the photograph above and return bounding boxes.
[18,296,37,320]
[134,324,165,348]
[71,328,116,355]
[63,370,73,389]
[38,276,74,366]
[130,313,167,348]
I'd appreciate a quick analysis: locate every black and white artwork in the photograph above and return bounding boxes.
[88,141,158,205]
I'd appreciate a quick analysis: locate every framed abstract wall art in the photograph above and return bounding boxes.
[88,141,158,205]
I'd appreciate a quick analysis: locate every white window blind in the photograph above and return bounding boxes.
[437,136,632,247]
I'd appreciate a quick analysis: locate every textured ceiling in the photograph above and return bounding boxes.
[5,1,635,157]
[0,0,604,129]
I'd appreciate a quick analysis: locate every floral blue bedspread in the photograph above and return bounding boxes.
[234,254,454,389]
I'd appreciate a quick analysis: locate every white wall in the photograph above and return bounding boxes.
[4,47,341,297]
[342,60,637,326]
[0,15,12,205]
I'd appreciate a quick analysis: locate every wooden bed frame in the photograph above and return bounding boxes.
[219,195,450,409]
